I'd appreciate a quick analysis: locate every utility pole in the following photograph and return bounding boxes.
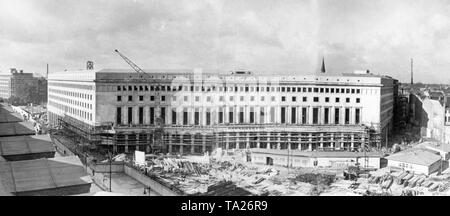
[109,150,112,192]
[411,58,414,85]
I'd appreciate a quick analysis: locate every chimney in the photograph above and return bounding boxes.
[411,58,414,85]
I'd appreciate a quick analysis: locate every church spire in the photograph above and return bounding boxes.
[321,57,326,73]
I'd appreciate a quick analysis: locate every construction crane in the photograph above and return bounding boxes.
[114,49,165,153]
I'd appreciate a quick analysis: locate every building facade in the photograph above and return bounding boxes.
[48,69,398,154]
[0,74,11,100]
[0,69,39,100]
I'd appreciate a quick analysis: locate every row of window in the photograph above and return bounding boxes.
[116,106,361,126]
[48,101,93,121]
[117,94,361,104]
[117,84,362,94]
[49,88,93,101]
[49,94,93,110]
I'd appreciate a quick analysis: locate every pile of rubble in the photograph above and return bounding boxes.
[146,158,210,176]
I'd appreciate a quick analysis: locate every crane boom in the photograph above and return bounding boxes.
[114,49,146,74]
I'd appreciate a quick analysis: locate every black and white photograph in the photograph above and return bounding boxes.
[1,0,450,203]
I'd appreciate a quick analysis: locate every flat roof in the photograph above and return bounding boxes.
[0,105,24,123]
[251,149,384,158]
[0,135,55,157]
[0,156,92,194]
[0,122,35,137]
[385,148,441,166]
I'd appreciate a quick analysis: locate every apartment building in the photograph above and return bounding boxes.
[0,69,38,100]
[48,69,398,154]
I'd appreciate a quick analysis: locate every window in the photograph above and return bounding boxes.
[345,108,350,124]
[346,98,350,103]
[219,108,224,124]
[335,98,340,103]
[172,96,177,101]
[356,98,360,103]
[331,88,334,93]
[302,107,307,124]
[281,107,286,124]
[128,95,133,102]
[116,107,122,125]
[312,108,319,124]
[313,97,319,102]
[161,96,166,101]
[183,108,188,125]
[260,107,265,124]
[250,96,255,101]
[139,96,143,101]
[150,107,155,125]
[291,107,296,124]
[320,88,324,93]
[351,89,355,94]
[207,96,211,102]
[229,96,234,102]
[335,108,340,124]
[139,107,144,124]
[240,96,244,101]
[281,87,286,92]
[172,109,177,125]
[292,97,296,102]
[271,96,276,102]
[314,88,319,93]
[128,107,133,124]
[356,89,361,94]
[346,89,350,94]
[150,96,155,101]
[206,109,211,125]
[239,107,244,123]
[282,96,286,102]
[261,96,265,102]
[220,96,224,102]
[194,108,200,125]
[117,96,122,102]
[308,88,312,92]
[324,108,329,124]
[117,86,121,91]
[195,96,200,102]
[229,108,234,123]
[355,108,361,124]
[325,97,329,102]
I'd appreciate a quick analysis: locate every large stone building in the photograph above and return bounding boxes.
[47,69,398,154]
[0,69,38,100]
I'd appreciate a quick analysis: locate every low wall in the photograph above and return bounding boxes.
[124,165,184,196]
[89,162,125,173]
[51,136,76,156]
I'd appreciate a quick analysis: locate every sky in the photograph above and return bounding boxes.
[1,0,450,83]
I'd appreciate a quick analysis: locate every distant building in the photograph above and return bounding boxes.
[0,69,38,100]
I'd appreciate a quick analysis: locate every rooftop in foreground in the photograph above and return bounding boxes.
[0,122,35,137]
[0,135,55,161]
[0,156,92,196]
